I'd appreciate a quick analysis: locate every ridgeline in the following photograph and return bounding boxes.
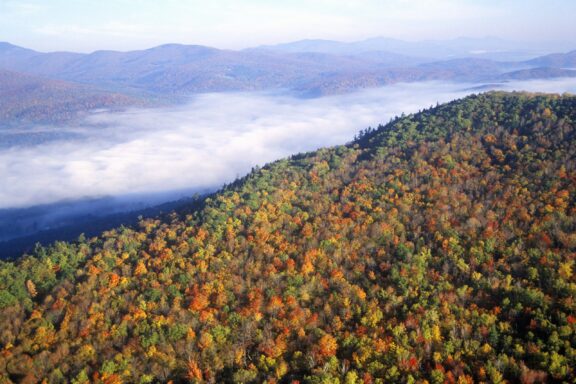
[0,92,575,383]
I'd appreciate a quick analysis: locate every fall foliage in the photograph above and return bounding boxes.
[0,92,575,383]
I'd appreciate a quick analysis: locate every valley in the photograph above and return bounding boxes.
[0,92,574,382]
[1,6,575,378]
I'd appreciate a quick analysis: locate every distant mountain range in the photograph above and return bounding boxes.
[1,92,575,382]
[0,38,575,126]
[527,50,576,68]
[255,36,567,61]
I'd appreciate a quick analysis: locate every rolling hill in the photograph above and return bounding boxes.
[0,69,150,129]
[527,50,576,68]
[0,42,388,95]
[0,92,574,382]
[0,41,575,98]
[255,36,558,61]
[499,67,576,81]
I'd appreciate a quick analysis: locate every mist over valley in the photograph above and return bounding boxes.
[2,76,576,254]
[2,1,576,381]
[1,36,576,254]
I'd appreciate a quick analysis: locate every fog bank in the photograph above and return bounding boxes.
[1,78,576,209]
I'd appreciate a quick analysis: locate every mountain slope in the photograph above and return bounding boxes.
[499,67,576,80]
[0,42,573,97]
[0,43,379,95]
[256,37,560,61]
[0,92,575,382]
[0,69,149,128]
[527,50,576,68]
[0,42,82,75]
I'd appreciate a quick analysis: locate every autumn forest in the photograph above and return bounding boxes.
[0,92,575,383]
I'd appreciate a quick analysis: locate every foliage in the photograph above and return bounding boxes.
[0,92,575,383]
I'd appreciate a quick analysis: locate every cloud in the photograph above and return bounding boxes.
[1,1,46,15]
[1,79,576,209]
[35,22,152,39]
[499,77,576,94]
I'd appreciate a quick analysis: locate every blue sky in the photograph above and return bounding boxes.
[1,0,575,52]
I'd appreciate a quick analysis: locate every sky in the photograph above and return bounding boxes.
[0,0,575,52]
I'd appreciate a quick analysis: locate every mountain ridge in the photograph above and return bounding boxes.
[0,69,150,129]
[0,41,575,99]
[0,91,574,382]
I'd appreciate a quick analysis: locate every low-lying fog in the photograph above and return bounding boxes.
[2,78,576,211]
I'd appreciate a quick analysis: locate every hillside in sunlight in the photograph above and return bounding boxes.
[0,69,149,129]
[0,92,575,383]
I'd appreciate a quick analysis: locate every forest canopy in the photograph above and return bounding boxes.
[0,92,575,383]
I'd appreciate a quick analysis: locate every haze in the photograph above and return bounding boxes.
[1,0,575,52]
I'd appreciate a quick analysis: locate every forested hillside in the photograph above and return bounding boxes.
[0,92,574,383]
[0,69,148,128]
[1,42,573,98]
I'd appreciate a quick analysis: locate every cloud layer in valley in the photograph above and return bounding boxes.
[2,78,576,210]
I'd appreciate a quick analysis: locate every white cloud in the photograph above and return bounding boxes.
[1,1,46,15]
[1,78,576,209]
[37,23,138,38]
